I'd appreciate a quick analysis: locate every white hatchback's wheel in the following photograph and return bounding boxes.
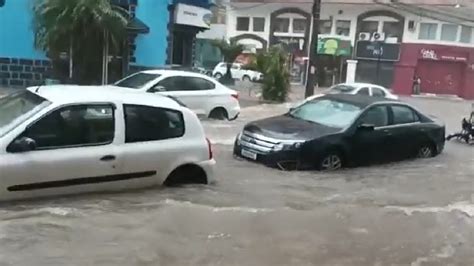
[209,107,228,120]
[417,144,435,158]
[214,73,223,79]
[242,75,251,82]
[319,153,343,171]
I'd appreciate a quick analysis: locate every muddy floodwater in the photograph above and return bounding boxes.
[0,97,473,266]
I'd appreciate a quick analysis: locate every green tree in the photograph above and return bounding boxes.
[33,0,128,84]
[212,39,244,85]
[251,47,290,102]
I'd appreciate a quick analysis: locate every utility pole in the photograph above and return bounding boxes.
[305,0,321,98]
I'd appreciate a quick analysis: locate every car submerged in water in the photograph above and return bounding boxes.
[233,94,445,171]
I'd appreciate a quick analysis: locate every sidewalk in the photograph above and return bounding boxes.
[230,81,325,104]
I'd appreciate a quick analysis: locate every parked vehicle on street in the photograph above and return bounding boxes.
[234,94,445,171]
[212,62,263,82]
[446,108,474,144]
[113,70,240,120]
[305,83,399,102]
[0,86,215,201]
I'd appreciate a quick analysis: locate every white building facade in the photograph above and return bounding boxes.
[226,0,474,99]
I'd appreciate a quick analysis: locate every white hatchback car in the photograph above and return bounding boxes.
[112,70,240,120]
[212,62,263,82]
[306,83,399,101]
[0,86,215,201]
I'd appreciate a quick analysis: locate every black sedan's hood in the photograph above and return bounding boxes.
[243,114,341,141]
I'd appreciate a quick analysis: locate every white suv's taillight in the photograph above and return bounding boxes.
[206,138,213,159]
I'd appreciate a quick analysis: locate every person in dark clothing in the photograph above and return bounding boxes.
[413,75,421,95]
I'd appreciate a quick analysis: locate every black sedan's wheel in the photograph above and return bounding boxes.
[318,152,343,171]
[417,143,435,158]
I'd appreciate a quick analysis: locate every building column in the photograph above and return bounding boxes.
[346,60,358,83]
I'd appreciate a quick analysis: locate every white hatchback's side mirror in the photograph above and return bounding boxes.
[148,86,165,93]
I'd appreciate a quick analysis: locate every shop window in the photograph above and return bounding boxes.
[336,20,351,36]
[253,17,265,32]
[440,24,458,41]
[460,26,472,43]
[236,17,250,31]
[293,18,307,34]
[419,23,438,40]
[383,21,400,41]
[275,18,290,33]
[319,20,332,34]
[359,21,378,34]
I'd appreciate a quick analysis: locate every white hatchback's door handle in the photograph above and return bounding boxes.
[100,155,116,162]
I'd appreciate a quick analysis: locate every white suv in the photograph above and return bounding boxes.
[212,63,263,82]
[0,86,215,201]
[113,70,240,120]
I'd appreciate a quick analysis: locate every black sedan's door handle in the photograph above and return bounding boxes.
[382,129,393,136]
[100,155,116,161]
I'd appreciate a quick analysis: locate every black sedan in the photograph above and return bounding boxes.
[233,94,445,171]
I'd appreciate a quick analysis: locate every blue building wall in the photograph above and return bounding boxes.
[0,0,51,87]
[0,0,46,60]
[133,0,170,68]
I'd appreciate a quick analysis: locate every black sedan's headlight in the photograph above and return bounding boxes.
[273,141,305,151]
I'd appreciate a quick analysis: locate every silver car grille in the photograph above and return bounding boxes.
[239,131,279,154]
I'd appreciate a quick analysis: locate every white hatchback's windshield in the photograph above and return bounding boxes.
[0,91,51,137]
[289,98,362,128]
[114,73,161,89]
[329,85,357,93]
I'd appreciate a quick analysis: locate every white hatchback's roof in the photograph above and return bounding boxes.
[27,85,180,109]
[140,69,210,78]
[337,82,384,88]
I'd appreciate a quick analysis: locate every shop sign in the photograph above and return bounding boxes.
[420,49,438,60]
[317,37,352,56]
[355,40,400,61]
[174,3,212,29]
[420,48,468,62]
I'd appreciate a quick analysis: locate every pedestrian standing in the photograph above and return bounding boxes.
[413,75,421,95]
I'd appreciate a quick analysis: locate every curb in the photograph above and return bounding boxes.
[409,94,465,102]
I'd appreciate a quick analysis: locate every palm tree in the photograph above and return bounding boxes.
[212,39,244,85]
[33,0,128,84]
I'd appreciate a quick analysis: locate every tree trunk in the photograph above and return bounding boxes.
[69,36,73,82]
[220,63,235,85]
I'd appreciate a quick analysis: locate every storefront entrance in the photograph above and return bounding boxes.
[172,27,196,67]
[416,60,464,95]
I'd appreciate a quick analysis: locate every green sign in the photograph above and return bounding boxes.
[317,37,352,56]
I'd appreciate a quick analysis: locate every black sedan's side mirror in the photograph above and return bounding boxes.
[357,123,375,131]
[8,137,37,153]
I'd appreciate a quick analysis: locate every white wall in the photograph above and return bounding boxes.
[197,24,227,40]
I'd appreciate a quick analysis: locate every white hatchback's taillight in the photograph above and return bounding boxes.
[231,93,239,100]
[206,138,213,159]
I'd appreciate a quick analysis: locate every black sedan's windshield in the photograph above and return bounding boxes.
[289,99,362,128]
[0,90,51,137]
[114,73,161,89]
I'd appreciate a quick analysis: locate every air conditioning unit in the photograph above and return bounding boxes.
[385,37,398,43]
[358,32,371,40]
[371,32,385,42]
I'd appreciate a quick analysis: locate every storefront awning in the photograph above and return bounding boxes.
[317,37,352,56]
[127,17,149,34]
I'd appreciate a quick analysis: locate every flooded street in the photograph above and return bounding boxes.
[1,97,473,266]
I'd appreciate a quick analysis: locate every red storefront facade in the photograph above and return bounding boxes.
[392,43,474,99]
